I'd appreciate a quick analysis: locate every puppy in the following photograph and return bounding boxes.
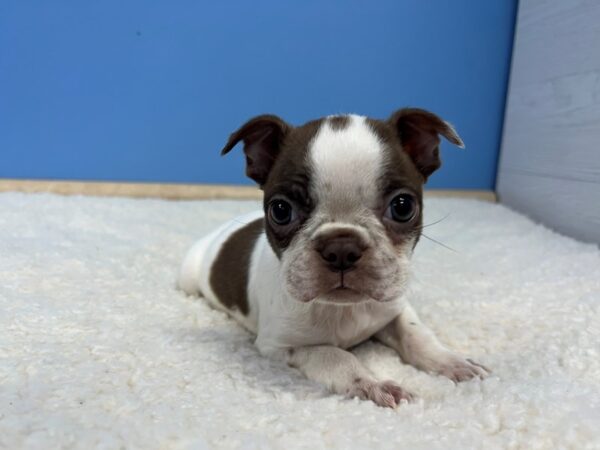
[179,109,489,408]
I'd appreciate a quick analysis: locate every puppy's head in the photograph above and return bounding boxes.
[221,109,463,304]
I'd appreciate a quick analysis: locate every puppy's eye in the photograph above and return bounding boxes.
[386,194,417,222]
[269,199,295,225]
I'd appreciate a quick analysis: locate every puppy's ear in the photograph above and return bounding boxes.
[221,114,291,186]
[389,108,464,181]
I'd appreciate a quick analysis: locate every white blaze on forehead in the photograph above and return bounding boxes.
[309,115,384,211]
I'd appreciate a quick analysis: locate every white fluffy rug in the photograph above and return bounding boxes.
[1,193,599,449]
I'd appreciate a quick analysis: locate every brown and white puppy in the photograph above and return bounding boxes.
[178,109,489,408]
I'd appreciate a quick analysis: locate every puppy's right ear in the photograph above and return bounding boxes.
[221,114,291,186]
[389,108,464,182]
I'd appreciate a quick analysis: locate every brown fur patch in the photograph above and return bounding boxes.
[261,119,324,256]
[328,115,350,131]
[365,118,425,245]
[209,218,263,315]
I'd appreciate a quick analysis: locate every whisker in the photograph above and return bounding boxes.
[417,213,451,231]
[421,233,458,253]
[230,218,260,226]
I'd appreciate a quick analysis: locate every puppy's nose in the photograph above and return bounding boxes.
[318,237,363,272]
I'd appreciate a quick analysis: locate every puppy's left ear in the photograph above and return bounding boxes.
[389,108,464,181]
[221,114,291,186]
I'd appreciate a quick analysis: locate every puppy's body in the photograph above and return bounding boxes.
[179,212,405,352]
[179,112,489,407]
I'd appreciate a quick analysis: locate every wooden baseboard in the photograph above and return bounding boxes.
[0,179,262,200]
[0,179,497,202]
[424,189,496,202]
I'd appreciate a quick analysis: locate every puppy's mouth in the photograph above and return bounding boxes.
[316,271,372,304]
[287,260,403,305]
[317,287,365,304]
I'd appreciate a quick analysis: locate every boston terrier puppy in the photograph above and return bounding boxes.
[179,109,489,408]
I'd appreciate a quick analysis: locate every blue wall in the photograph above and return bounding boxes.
[0,1,516,189]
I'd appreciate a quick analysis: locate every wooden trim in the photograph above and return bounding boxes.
[423,189,496,202]
[0,179,497,202]
[0,179,263,200]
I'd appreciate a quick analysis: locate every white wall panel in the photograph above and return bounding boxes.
[498,0,600,244]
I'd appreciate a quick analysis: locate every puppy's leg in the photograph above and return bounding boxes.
[275,346,413,408]
[375,304,490,382]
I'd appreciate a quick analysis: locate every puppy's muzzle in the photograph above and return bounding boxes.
[314,228,369,273]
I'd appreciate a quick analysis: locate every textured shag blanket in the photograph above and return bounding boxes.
[1,193,599,449]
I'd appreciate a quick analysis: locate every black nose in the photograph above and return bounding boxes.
[318,237,363,272]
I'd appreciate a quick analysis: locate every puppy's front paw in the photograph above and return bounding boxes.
[435,353,490,382]
[347,378,414,408]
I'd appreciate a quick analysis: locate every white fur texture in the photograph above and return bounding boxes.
[311,115,383,208]
[1,193,600,449]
